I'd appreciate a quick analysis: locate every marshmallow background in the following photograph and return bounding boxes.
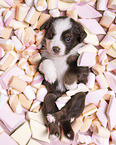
[0,0,116,145]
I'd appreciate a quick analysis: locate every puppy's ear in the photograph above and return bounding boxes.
[40,17,53,31]
[77,24,87,43]
[71,18,87,43]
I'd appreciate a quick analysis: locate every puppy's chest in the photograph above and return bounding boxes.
[51,56,68,91]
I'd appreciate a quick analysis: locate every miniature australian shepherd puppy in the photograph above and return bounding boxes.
[38,16,90,140]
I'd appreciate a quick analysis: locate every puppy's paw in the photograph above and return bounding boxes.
[47,114,56,123]
[39,59,57,84]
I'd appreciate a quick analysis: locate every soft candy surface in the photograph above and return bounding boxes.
[0,0,116,145]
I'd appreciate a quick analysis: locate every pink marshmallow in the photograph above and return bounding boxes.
[0,66,25,89]
[85,89,108,106]
[86,72,95,89]
[104,72,116,93]
[4,0,14,7]
[76,4,102,19]
[107,59,116,71]
[0,103,25,132]
[107,95,116,130]
[78,19,106,34]
[96,99,108,127]
[77,51,96,67]
[0,132,18,145]
[97,0,108,10]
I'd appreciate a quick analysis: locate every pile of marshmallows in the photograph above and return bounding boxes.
[0,0,116,145]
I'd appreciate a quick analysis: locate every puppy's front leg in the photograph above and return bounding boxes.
[64,70,78,90]
[39,59,57,84]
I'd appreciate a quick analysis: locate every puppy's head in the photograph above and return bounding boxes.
[40,16,87,56]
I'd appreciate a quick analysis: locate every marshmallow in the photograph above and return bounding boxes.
[100,10,116,28]
[25,65,37,76]
[86,72,95,89]
[111,130,116,145]
[47,0,58,10]
[77,44,98,54]
[36,30,45,46]
[58,0,75,11]
[15,4,29,22]
[0,0,11,8]
[66,7,78,20]
[0,47,5,59]
[9,95,23,113]
[11,121,31,145]
[104,72,116,93]
[8,88,20,95]
[98,49,108,65]
[76,4,102,19]
[49,9,60,17]
[107,59,116,71]
[108,24,116,39]
[83,103,97,116]
[100,34,115,50]
[27,139,41,145]
[34,0,47,11]
[72,116,83,133]
[78,19,106,34]
[18,93,33,110]
[107,95,116,130]
[97,0,108,10]
[0,132,18,145]
[8,19,29,30]
[30,119,50,143]
[31,72,43,89]
[96,74,109,89]
[0,38,14,50]
[80,117,92,132]
[18,57,28,69]
[28,53,41,66]
[77,51,96,67]
[26,109,45,124]
[18,74,33,83]
[25,27,36,45]
[107,43,116,58]
[56,94,71,110]
[30,100,41,112]
[3,10,13,26]
[93,125,110,138]
[0,126,4,134]
[25,0,34,7]
[0,93,8,109]
[12,36,25,53]
[23,85,36,100]
[103,91,115,101]
[77,134,92,144]
[0,103,25,132]
[0,66,25,89]
[66,83,89,96]
[0,27,12,39]
[85,89,108,106]
[25,7,41,25]
[9,76,27,92]
[84,28,99,46]
[96,99,108,127]
[0,51,18,70]
[36,13,50,29]
[4,0,14,7]
[92,63,105,75]
[108,0,116,9]
[36,85,47,102]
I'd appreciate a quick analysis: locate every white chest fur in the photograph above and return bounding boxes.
[51,56,68,92]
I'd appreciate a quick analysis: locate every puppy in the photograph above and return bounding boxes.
[38,16,90,140]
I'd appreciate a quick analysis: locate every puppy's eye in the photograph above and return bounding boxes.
[50,33,54,38]
[65,37,71,42]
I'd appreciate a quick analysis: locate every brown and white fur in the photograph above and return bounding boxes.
[38,16,90,140]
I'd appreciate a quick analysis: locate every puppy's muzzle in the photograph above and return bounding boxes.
[53,46,60,54]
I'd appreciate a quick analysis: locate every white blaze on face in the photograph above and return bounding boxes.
[46,17,72,56]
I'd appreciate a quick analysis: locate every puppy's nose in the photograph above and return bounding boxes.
[53,46,60,53]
